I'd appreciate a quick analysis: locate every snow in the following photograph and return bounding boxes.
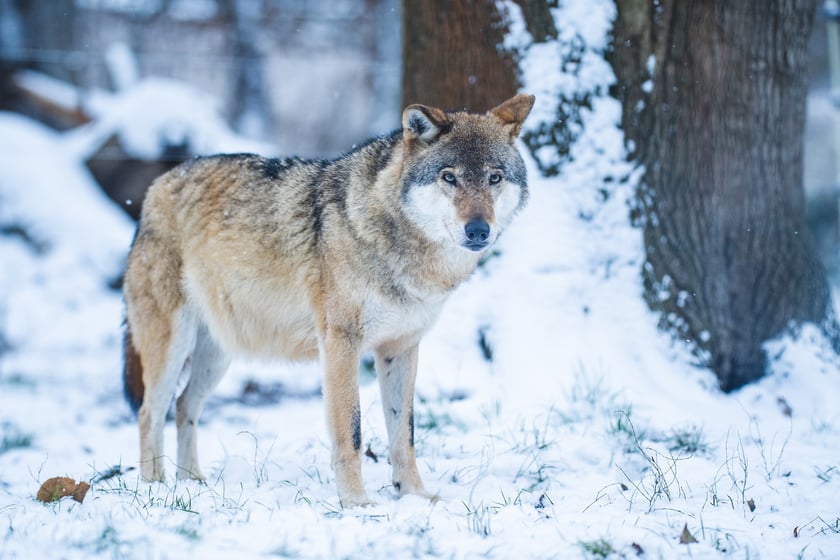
[14,68,276,162]
[74,77,276,160]
[12,71,83,114]
[105,42,140,92]
[2,4,840,560]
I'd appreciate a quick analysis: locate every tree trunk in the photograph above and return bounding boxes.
[223,0,272,140]
[401,0,519,112]
[611,0,837,391]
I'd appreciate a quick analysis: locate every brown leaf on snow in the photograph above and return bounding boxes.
[364,444,378,463]
[679,523,698,544]
[747,498,756,512]
[36,477,90,504]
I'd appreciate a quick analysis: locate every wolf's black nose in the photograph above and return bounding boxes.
[464,220,490,244]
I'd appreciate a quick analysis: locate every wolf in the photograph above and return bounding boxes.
[122,93,535,507]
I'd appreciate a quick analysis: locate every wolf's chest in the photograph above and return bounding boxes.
[359,289,448,349]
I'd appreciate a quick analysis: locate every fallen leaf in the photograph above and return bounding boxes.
[36,477,90,504]
[631,542,644,555]
[747,498,756,512]
[679,523,698,544]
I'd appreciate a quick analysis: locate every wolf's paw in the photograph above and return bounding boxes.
[176,465,206,482]
[140,464,166,483]
[394,481,440,503]
[424,491,442,504]
[340,493,377,509]
[408,489,441,504]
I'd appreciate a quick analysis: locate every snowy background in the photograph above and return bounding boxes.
[2,1,840,559]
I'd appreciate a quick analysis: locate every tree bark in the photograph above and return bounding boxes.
[227,0,272,140]
[611,0,836,391]
[401,0,519,112]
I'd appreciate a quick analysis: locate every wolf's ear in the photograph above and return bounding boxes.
[489,94,535,139]
[402,104,450,144]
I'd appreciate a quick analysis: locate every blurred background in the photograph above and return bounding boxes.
[0,0,838,274]
[0,0,402,220]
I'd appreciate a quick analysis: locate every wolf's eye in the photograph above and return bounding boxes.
[442,172,457,185]
[488,173,502,185]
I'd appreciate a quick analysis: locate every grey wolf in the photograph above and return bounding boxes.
[122,93,535,507]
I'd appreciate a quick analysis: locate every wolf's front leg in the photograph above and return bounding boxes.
[321,329,371,508]
[375,342,437,501]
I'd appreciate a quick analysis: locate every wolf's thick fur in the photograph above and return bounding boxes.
[123,94,535,507]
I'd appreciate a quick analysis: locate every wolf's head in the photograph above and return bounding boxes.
[398,94,535,253]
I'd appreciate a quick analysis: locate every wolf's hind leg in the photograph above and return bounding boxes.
[175,324,231,481]
[138,307,198,482]
[375,342,436,501]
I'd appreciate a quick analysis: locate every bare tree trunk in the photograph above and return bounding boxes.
[401,0,518,111]
[228,0,272,140]
[611,0,837,391]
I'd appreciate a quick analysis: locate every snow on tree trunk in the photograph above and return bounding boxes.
[611,0,838,391]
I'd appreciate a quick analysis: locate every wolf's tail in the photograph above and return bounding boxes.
[123,322,144,414]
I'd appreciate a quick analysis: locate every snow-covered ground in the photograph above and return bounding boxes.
[2,3,839,559]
